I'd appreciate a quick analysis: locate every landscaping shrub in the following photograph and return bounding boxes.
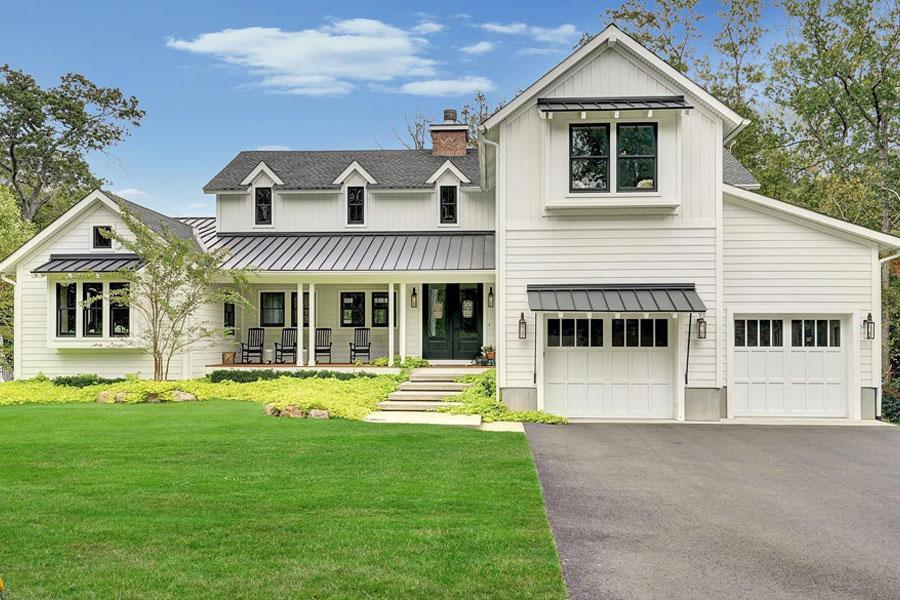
[52,374,125,388]
[442,369,567,424]
[208,369,377,384]
[369,355,431,368]
[883,388,900,424]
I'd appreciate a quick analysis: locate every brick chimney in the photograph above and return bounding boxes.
[429,108,468,157]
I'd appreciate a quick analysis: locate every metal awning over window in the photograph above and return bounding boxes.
[32,253,143,273]
[527,284,706,313]
[537,96,693,113]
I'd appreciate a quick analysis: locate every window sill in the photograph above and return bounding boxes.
[252,224,275,229]
[546,196,679,212]
[49,337,142,350]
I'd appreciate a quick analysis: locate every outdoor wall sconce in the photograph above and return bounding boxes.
[697,316,708,340]
[518,312,527,340]
[487,286,494,308]
[864,312,876,340]
[410,287,418,309]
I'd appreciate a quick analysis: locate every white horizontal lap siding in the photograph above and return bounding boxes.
[723,198,875,383]
[503,227,717,388]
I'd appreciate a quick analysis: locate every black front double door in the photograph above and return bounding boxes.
[422,284,483,360]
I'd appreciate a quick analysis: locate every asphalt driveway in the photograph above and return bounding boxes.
[526,423,900,600]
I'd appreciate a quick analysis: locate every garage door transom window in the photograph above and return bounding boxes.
[734,319,783,347]
[611,318,668,347]
[791,319,840,347]
[547,318,603,347]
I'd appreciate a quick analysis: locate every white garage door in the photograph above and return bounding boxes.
[731,316,846,417]
[544,317,674,418]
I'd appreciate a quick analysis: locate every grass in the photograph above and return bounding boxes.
[0,401,566,600]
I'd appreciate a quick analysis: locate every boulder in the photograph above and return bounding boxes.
[145,393,161,403]
[264,403,280,416]
[96,390,115,404]
[308,409,330,420]
[114,391,129,404]
[171,391,197,402]
[280,405,307,418]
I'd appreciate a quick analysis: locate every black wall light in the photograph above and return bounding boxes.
[487,286,494,308]
[864,312,876,340]
[697,316,708,339]
[410,287,418,309]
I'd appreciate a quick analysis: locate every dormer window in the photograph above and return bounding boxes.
[347,186,365,225]
[569,124,610,192]
[92,226,112,249]
[439,186,458,224]
[255,187,272,225]
[617,124,657,192]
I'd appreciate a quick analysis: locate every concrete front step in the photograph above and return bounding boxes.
[377,400,464,411]
[387,390,463,402]
[365,411,482,427]
[408,367,488,382]
[399,381,471,392]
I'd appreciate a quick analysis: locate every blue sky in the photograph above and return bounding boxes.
[2,0,787,216]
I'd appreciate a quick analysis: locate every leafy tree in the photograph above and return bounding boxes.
[0,186,35,369]
[0,65,144,222]
[460,91,500,148]
[605,0,704,73]
[98,205,247,380]
[392,111,430,150]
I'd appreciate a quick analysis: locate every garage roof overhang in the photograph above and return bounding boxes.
[527,284,706,313]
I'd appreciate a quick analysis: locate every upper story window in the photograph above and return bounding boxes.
[439,186,458,224]
[259,292,285,327]
[347,187,365,225]
[569,124,610,192]
[255,187,273,225]
[93,226,112,249]
[616,124,657,192]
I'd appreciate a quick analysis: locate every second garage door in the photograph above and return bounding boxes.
[730,316,847,417]
[544,316,675,418]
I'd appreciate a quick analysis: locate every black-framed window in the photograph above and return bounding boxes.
[791,319,840,348]
[340,292,365,327]
[612,318,668,347]
[82,282,103,337]
[255,187,272,225]
[569,124,610,192]
[372,292,398,327]
[56,282,76,337]
[439,186,458,224]
[92,225,112,249]
[259,292,285,327]
[735,319,783,347]
[617,123,657,192]
[546,318,603,348]
[347,186,365,225]
[109,282,130,337]
[224,302,235,335]
[290,292,310,328]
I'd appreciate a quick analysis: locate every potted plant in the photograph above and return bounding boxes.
[482,345,496,360]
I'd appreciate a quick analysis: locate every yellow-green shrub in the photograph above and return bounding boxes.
[442,369,567,424]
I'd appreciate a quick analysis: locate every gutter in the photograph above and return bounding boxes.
[0,274,14,286]
[879,251,900,264]
[724,118,751,145]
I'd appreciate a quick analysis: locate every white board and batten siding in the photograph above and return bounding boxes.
[497,44,724,397]
[723,196,879,418]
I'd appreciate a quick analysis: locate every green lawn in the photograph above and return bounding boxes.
[0,401,566,600]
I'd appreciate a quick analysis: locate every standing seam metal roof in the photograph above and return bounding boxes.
[526,284,706,313]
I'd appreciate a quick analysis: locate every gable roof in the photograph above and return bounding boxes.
[724,184,900,250]
[103,191,198,244]
[482,24,747,139]
[722,149,760,189]
[204,149,481,192]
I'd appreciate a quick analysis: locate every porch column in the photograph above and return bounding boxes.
[296,282,304,366]
[388,282,395,363]
[399,282,407,362]
[307,282,316,366]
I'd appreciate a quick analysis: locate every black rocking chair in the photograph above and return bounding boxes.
[274,327,298,363]
[315,328,332,363]
[241,327,265,363]
[349,328,371,363]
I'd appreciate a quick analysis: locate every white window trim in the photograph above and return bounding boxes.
[241,161,284,186]
[344,185,367,228]
[252,185,275,229]
[47,278,137,348]
[90,224,116,252]
[426,160,471,185]
[332,161,377,186]
[437,183,461,228]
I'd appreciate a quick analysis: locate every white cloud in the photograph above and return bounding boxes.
[478,21,578,45]
[412,21,444,34]
[399,76,494,97]
[460,41,495,55]
[255,144,291,151]
[113,188,150,201]
[516,47,563,56]
[167,19,438,96]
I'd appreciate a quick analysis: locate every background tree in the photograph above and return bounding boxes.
[393,111,430,150]
[606,0,704,73]
[0,186,34,370]
[101,206,247,380]
[0,65,144,222]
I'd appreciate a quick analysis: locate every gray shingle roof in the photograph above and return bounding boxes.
[723,149,759,189]
[203,149,480,192]
[103,191,200,248]
[527,284,706,313]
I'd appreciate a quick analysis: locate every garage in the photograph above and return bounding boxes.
[543,316,675,417]
[730,316,847,417]
[528,284,707,419]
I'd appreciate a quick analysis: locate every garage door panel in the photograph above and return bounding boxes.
[767,383,784,412]
[734,352,750,379]
[790,352,806,379]
[767,351,784,379]
[566,383,587,414]
[545,383,566,413]
[586,384,606,415]
[826,384,845,413]
[566,350,587,380]
[806,353,825,379]
[586,353,605,383]
[631,352,649,379]
[731,383,749,412]
[651,384,670,414]
[611,384,630,413]
[826,352,844,377]
[546,352,566,385]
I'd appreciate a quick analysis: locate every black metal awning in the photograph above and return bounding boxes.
[32,253,143,273]
[537,95,693,112]
[527,284,706,313]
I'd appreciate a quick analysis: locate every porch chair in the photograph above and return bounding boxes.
[274,327,298,363]
[241,327,265,364]
[315,328,333,363]
[349,328,371,363]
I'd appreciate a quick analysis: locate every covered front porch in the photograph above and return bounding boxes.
[211,273,496,369]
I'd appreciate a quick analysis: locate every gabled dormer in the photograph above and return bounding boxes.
[332,161,377,228]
